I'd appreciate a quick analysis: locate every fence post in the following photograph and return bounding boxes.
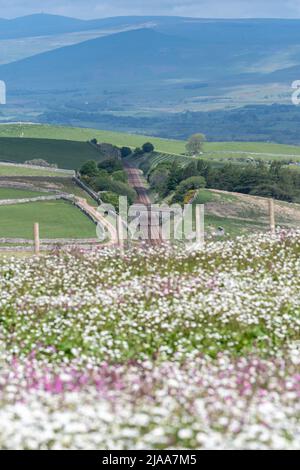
[34,223,40,255]
[195,204,205,248]
[269,199,276,235]
[117,215,124,255]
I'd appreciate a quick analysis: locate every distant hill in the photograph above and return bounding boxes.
[0,28,198,90]
[0,13,182,40]
[2,17,300,93]
[2,16,300,140]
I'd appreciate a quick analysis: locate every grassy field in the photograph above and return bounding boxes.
[0,177,98,206]
[191,189,300,237]
[0,163,72,177]
[0,124,187,154]
[0,187,50,199]
[0,137,103,170]
[0,200,96,239]
[2,124,300,163]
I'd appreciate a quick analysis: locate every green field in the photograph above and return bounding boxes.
[0,200,96,239]
[0,137,103,170]
[0,187,50,199]
[0,124,187,154]
[1,124,300,161]
[0,163,72,177]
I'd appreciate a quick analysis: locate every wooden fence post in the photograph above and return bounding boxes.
[34,223,40,256]
[117,215,124,254]
[269,199,276,235]
[195,204,205,247]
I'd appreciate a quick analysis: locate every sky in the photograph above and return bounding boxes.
[0,0,300,20]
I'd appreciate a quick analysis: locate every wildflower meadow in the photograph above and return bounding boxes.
[0,231,300,449]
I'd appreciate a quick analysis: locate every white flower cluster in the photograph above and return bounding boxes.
[0,230,299,449]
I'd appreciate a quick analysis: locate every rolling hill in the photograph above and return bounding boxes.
[1,124,300,171]
[2,16,300,140]
[2,17,300,95]
[0,28,199,91]
[0,14,187,41]
[0,136,107,169]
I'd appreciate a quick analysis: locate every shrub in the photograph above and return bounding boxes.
[80,160,99,178]
[133,147,143,156]
[98,158,123,173]
[111,170,128,183]
[120,147,132,158]
[100,191,120,209]
[91,176,137,204]
[142,142,155,153]
[250,184,294,202]
[172,176,206,203]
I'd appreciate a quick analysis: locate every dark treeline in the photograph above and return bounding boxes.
[41,104,300,144]
[149,159,300,204]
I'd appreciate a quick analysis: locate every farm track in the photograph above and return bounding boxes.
[75,197,118,245]
[124,164,161,245]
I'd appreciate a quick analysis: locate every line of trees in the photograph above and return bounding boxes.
[80,157,136,206]
[149,159,300,203]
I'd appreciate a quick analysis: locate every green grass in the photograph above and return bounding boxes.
[0,177,98,206]
[0,164,71,177]
[0,138,103,170]
[0,187,50,199]
[1,124,300,175]
[2,124,300,158]
[0,124,187,155]
[206,141,300,155]
[0,200,97,239]
[205,214,267,237]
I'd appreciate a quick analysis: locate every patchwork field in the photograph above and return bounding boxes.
[0,232,299,449]
[1,124,300,167]
[0,200,96,239]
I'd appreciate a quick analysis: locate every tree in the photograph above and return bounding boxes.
[80,160,99,178]
[120,147,132,158]
[133,147,143,156]
[186,133,206,156]
[111,170,128,183]
[166,163,182,194]
[172,176,206,203]
[142,142,155,153]
[98,158,123,173]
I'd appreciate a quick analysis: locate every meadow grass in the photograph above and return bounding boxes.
[1,124,300,163]
[0,164,71,177]
[0,137,103,170]
[0,187,51,199]
[0,200,96,239]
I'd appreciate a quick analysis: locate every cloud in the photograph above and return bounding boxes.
[0,0,299,20]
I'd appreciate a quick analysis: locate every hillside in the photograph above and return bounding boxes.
[0,29,197,91]
[0,14,182,40]
[2,125,300,165]
[0,136,107,169]
[2,17,300,140]
[3,17,300,90]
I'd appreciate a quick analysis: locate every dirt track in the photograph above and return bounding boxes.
[125,165,161,244]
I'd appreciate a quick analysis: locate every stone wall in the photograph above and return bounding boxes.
[0,181,62,194]
[73,176,102,204]
[0,194,71,206]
